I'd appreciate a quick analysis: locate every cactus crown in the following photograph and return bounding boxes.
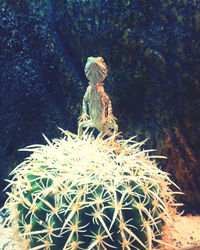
[1,130,181,249]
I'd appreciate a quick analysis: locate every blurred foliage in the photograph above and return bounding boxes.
[0,0,200,213]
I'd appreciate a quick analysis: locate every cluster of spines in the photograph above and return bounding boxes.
[1,131,181,249]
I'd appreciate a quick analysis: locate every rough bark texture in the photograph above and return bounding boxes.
[0,0,200,214]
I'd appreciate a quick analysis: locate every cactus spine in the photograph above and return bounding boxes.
[1,130,181,249]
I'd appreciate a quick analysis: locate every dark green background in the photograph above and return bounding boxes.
[0,0,200,214]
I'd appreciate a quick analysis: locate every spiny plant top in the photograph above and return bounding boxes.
[1,130,182,250]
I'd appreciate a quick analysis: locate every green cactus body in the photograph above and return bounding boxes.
[1,130,181,249]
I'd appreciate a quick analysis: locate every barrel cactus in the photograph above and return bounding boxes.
[1,130,181,249]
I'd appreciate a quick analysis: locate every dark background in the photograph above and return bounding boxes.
[0,0,200,214]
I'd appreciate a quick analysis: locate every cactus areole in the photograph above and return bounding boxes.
[1,130,181,249]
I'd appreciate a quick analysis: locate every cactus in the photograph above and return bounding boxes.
[1,130,181,249]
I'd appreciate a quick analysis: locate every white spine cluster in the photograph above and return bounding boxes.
[1,130,182,250]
